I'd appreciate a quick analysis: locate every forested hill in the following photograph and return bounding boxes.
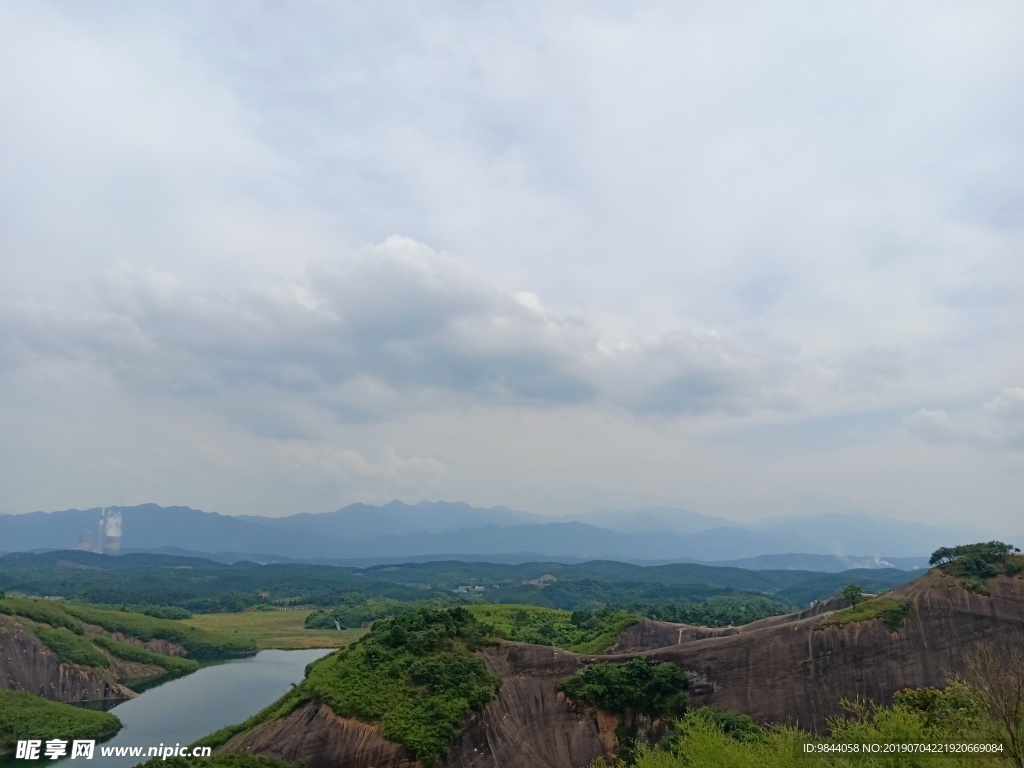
[0,550,915,614]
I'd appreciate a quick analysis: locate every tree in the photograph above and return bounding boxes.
[842,584,864,609]
[930,541,1020,568]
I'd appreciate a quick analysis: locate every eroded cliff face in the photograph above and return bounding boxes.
[645,571,1024,730]
[224,701,417,768]
[223,570,1024,768]
[0,614,136,702]
[226,644,619,768]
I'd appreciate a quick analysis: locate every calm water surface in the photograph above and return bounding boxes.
[70,648,330,767]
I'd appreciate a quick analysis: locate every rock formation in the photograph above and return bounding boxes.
[222,570,1024,768]
[0,614,137,702]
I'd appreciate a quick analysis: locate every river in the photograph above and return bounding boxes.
[69,648,330,767]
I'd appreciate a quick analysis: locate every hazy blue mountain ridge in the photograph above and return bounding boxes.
[0,502,994,564]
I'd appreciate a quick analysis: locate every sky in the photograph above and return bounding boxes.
[1,1,1021,528]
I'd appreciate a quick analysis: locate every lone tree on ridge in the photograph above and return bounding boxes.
[842,583,864,609]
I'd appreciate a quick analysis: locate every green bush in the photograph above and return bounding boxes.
[629,694,994,768]
[892,682,982,732]
[467,604,639,653]
[814,597,910,633]
[201,608,501,766]
[62,604,255,659]
[624,594,794,627]
[0,597,86,633]
[30,625,109,668]
[303,607,501,766]
[307,597,423,630]
[959,576,990,595]
[558,657,690,718]
[0,689,120,753]
[92,635,199,673]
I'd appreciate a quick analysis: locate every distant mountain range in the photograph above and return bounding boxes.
[0,501,1008,568]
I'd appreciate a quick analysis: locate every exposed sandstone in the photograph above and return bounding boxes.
[224,570,1024,768]
[226,643,619,768]
[645,571,1024,730]
[0,614,136,702]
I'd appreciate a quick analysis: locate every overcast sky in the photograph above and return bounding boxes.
[1,1,1021,528]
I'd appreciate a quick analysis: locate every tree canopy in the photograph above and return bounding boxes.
[841,583,864,608]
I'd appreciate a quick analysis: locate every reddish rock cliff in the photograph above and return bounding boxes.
[0,614,136,702]
[224,570,1024,768]
[226,643,618,768]
[646,571,1024,729]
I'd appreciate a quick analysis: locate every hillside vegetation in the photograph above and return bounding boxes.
[559,657,690,718]
[0,595,254,671]
[91,635,199,672]
[61,603,255,658]
[0,550,914,623]
[467,604,638,653]
[0,689,120,755]
[814,597,910,632]
[930,541,1023,595]
[186,609,365,650]
[615,681,1020,768]
[200,607,501,767]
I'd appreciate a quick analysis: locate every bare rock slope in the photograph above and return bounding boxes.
[0,614,136,702]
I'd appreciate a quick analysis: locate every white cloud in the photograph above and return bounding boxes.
[904,388,1024,451]
[903,409,959,444]
[0,2,1021,524]
[0,237,794,425]
[986,387,1024,423]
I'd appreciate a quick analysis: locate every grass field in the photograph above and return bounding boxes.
[183,610,366,650]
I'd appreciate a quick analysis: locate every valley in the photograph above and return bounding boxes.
[2,542,1022,767]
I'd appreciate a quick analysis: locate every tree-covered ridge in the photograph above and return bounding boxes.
[467,604,639,653]
[0,689,120,755]
[61,603,255,659]
[303,607,501,766]
[203,607,502,766]
[0,550,915,616]
[304,594,463,630]
[0,595,254,666]
[929,541,1022,596]
[929,541,1020,569]
[92,635,199,672]
[616,594,793,627]
[558,657,690,719]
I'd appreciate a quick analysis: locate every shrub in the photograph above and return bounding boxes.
[301,607,502,766]
[959,577,990,595]
[62,604,255,659]
[30,625,109,668]
[0,597,86,633]
[0,689,120,752]
[558,657,689,718]
[92,635,199,673]
[466,604,639,653]
[814,597,910,632]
